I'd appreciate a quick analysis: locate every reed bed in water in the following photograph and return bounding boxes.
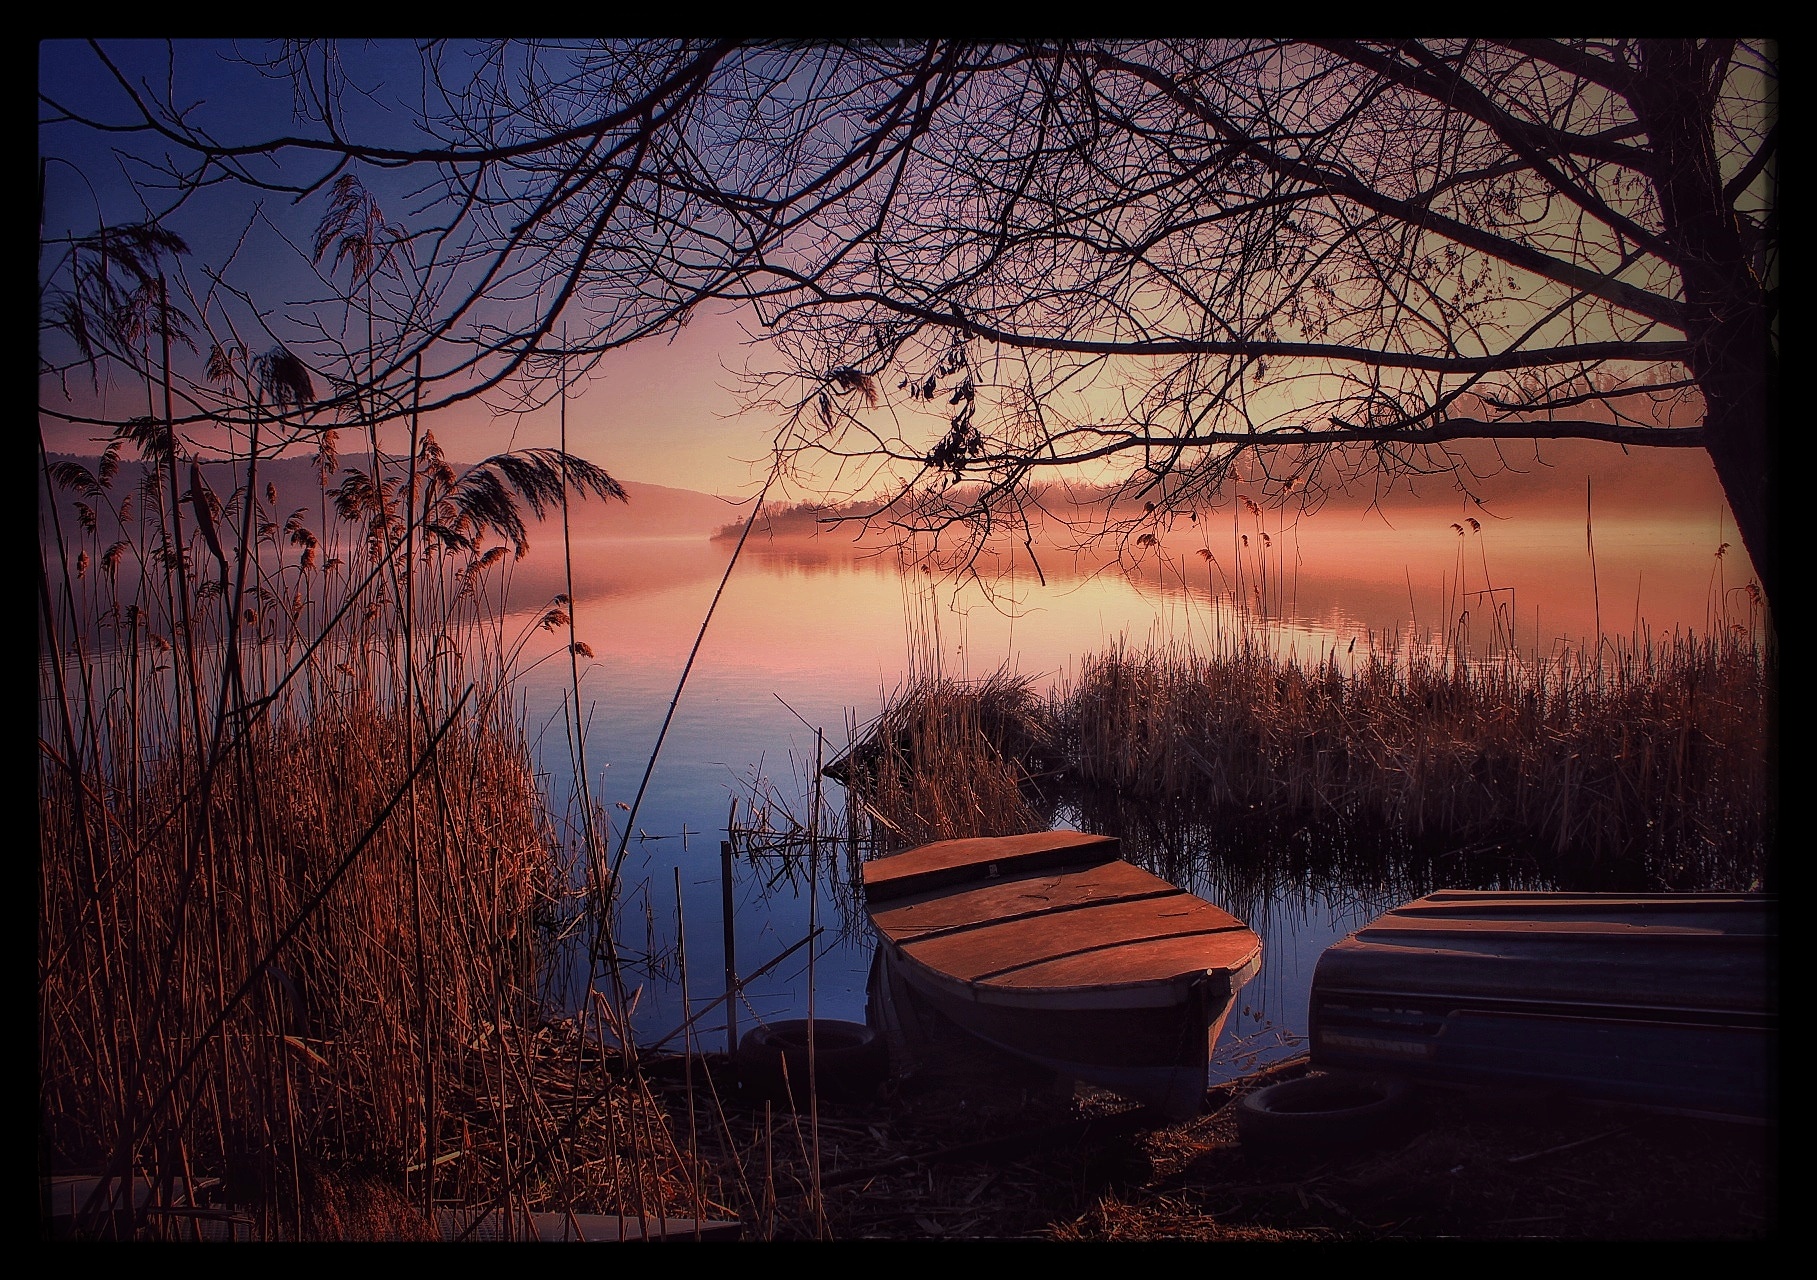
[842,631,1772,893]
[830,668,1059,849]
[1058,632,1772,890]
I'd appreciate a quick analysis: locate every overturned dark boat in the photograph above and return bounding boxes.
[1308,890,1777,1120]
[861,830,1261,1119]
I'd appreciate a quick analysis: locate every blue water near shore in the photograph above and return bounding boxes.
[508,537,1413,1081]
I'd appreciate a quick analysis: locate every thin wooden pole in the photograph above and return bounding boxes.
[808,725,825,1237]
[721,806,737,1059]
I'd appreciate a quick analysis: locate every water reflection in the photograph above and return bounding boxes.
[1079,799,1564,1082]
[506,514,1763,1080]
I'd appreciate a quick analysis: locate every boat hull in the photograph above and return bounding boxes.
[1308,890,1777,1119]
[872,946,1249,1118]
[862,831,1261,1119]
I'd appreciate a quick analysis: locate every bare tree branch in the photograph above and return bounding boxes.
[37,38,1778,607]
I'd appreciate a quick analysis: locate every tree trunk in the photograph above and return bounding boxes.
[1632,40,1777,622]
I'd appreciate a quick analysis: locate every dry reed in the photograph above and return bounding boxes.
[37,425,717,1239]
[831,668,1059,849]
[837,629,1771,894]
[1064,630,1772,891]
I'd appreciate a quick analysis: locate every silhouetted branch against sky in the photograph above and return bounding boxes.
[38,39,1777,605]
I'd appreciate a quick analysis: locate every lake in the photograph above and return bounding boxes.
[501,494,1761,1084]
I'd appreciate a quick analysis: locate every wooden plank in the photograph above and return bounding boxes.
[898,893,1252,986]
[1387,891,1773,934]
[862,832,1118,901]
[988,931,1262,989]
[870,859,1181,941]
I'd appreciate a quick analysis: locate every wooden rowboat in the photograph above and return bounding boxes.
[1308,890,1778,1119]
[861,830,1262,1119]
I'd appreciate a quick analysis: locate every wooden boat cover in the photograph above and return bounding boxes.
[862,830,1121,902]
[865,833,1259,992]
[1314,890,1775,1018]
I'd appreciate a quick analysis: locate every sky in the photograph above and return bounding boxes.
[37,39,785,499]
[36,39,1761,544]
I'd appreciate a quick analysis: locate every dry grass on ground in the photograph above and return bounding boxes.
[92,1021,1770,1241]
[596,1042,1776,1242]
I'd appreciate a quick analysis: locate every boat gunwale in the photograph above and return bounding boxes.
[1401,890,1774,906]
[1352,923,1771,942]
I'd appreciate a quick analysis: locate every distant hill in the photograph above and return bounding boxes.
[39,451,740,552]
[712,437,1732,548]
[549,477,738,539]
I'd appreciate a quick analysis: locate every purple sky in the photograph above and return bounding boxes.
[35,40,1755,541]
[38,39,785,498]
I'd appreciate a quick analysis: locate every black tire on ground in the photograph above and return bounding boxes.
[737,1018,889,1105]
[1235,1072,1417,1159]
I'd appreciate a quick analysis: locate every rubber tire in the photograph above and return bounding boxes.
[1235,1072,1416,1160]
[737,1018,889,1105]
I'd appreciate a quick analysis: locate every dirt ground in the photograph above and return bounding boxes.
[43,1016,1774,1243]
[696,1044,1777,1242]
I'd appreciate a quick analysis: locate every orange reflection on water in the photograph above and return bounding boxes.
[505,500,1763,712]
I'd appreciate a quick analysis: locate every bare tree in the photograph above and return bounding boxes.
[40,39,1777,608]
[735,40,1776,612]
[40,41,967,440]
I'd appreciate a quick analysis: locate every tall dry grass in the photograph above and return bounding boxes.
[1054,631,1771,891]
[830,668,1058,849]
[36,412,725,1238]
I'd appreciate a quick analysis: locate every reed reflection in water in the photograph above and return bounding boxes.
[510,511,1769,1080]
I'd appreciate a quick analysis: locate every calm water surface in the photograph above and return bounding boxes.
[507,509,1756,1083]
